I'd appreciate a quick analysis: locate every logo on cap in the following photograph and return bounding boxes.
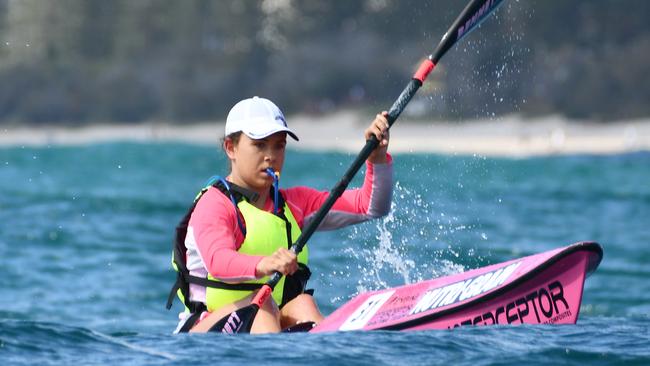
[275,115,288,127]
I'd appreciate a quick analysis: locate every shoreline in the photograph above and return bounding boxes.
[2,111,650,157]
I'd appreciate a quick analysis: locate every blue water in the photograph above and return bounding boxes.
[1,143,649,365]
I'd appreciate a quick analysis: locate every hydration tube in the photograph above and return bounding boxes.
[265,168,280,214]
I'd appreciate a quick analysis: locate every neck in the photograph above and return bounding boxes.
[253,190,270,210]
[227,174,270,210]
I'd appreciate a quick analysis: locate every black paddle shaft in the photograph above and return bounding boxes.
[266,0,506,289]
[264,82,419,288]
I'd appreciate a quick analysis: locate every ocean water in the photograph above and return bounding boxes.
[1,142,649,365]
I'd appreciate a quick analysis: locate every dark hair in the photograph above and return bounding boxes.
[221,131,243,152]
[221,132,243,170]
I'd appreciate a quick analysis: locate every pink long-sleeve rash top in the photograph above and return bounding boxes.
[184,156,393,295]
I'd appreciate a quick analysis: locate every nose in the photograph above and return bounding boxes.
[264,147,279,163]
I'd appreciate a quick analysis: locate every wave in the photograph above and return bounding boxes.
[0,318,175,365]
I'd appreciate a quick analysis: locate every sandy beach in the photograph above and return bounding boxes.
[2,111,649,157]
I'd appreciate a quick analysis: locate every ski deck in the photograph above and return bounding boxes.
[310,242,603,333]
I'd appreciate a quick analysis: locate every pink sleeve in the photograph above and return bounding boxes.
[284,154,393,231]
[188,187,264,281]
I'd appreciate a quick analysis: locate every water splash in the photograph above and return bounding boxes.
[348,208,417,293]
[344,181,482,296]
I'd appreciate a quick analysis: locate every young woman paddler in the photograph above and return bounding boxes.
[176,96,393,333]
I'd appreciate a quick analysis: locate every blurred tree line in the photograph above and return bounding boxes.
[0,0,649,125]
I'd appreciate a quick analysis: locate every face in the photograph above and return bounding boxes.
[225,132,287,192]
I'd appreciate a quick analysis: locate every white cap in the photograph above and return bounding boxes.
[225,96,299,141]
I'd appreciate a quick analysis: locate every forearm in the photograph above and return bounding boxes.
[303,155,394,231]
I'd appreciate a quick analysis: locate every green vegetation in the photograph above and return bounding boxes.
[1,0,648,124]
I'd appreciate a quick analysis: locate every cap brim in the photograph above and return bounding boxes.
[242,126,299,141]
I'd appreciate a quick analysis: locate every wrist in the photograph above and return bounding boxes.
[368,152,388,164]
[254,257,268,278]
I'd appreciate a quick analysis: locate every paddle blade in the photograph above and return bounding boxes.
[281,321,316,333]
[209,304,259,334]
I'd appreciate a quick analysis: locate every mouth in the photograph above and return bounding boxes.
[260,168,275,178]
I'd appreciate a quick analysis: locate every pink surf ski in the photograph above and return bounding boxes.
[310,241,603,333]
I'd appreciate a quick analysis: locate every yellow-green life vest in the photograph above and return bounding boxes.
[205,198,309,312]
